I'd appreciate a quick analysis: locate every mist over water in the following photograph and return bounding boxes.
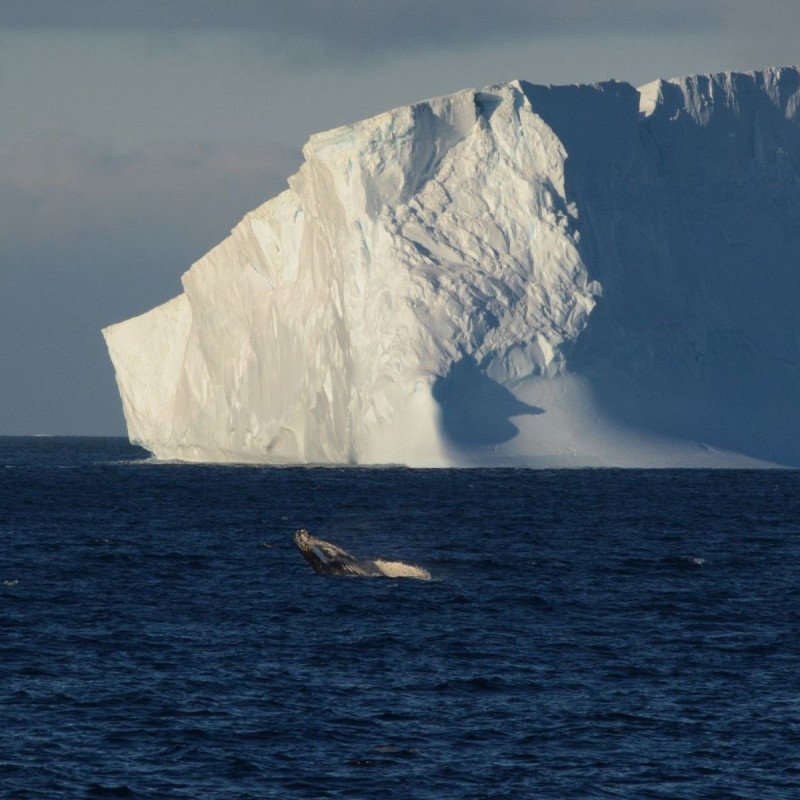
[2,437,800,798]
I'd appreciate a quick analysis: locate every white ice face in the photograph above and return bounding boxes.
[104,67,800,468]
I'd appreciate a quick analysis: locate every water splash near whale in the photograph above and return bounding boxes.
[294,529,431,580]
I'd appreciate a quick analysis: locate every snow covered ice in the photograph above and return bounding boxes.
[103,67,800,467]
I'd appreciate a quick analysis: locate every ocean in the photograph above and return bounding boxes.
[2,437,800,799]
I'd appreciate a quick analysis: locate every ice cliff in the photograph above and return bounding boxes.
[103,67,800,467]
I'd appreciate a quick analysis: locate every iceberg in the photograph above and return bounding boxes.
[103,67,800,467]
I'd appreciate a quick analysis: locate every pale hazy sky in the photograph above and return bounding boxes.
[2,1,798,434]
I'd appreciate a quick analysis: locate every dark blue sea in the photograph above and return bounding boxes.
[3,437,800,799]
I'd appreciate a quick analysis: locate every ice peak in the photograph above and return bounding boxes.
[638,65,800,122]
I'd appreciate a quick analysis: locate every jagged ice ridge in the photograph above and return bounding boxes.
[104,67,800,467]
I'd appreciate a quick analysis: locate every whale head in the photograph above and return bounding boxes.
[294,528,312,549]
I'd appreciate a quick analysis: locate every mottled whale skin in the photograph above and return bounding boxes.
[294,529,431,580]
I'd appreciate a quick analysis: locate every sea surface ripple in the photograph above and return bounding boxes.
[2,437,800,798]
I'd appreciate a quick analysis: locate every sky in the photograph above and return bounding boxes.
[2,1,799,435]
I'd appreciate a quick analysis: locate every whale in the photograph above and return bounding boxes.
[294,529,431,580]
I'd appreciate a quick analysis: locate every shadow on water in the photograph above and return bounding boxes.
[432,356,543,447]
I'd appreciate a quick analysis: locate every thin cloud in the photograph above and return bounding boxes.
[0,135,300,269]
[0,1,730,57]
